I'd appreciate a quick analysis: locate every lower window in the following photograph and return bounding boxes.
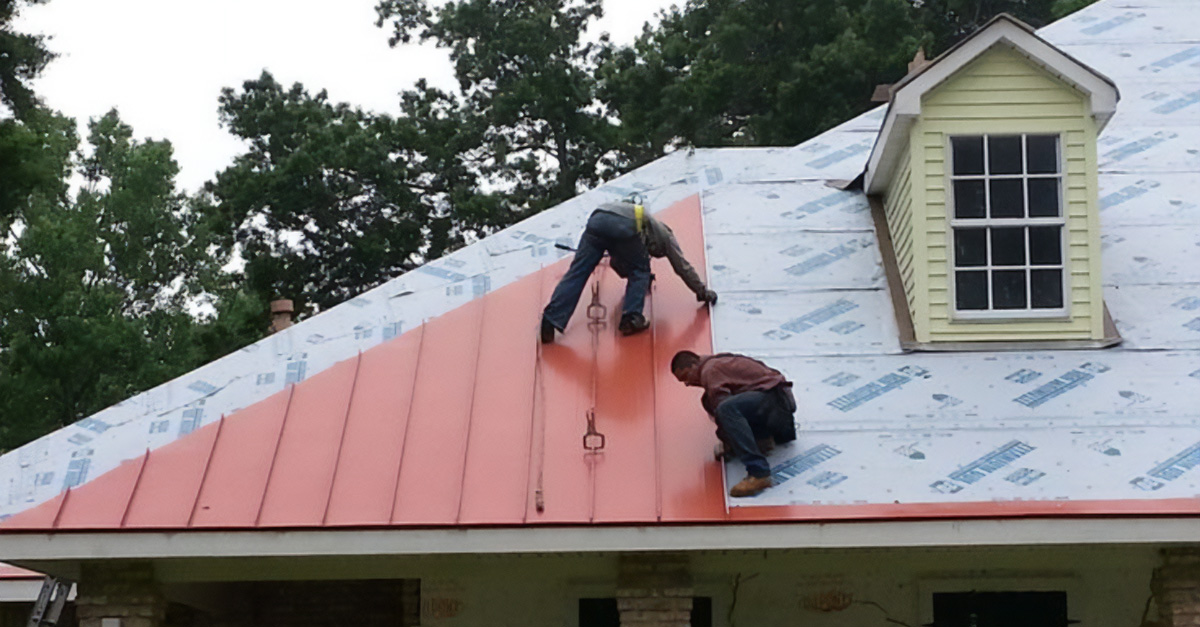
[579,597,712,627]
[932,591,1069,627]
[953,225,1065,313]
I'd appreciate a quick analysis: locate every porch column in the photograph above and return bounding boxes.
[75,562,166,627]
[1153,548,1200,627]
[616,553,694,627]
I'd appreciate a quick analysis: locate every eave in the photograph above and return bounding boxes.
[3,516,1200,569]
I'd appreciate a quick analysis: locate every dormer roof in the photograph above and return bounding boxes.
[864,13,1120,194]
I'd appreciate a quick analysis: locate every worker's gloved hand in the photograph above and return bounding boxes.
[697,288,718,305]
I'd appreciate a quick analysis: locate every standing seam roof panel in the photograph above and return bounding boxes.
[189,388,293,527]
[54,454,144,529]
[0,492,65,530]
[123,420,221,528]
[390,298,486,525]
[257,356,360,527]
[323,326,425,526]
[646,197,727,522]
[527,283,601,523]
[592,269,663,523]
[457,270,545,525]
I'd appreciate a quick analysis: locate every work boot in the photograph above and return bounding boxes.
[540,315,557,344]
[756,437,775,455]
[618,312,650,336]
[729,475,772,498]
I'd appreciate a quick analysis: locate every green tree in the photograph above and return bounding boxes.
[0,0,57,227]
[599,0,927,161]
[1051,0,1099,19]
[395,80,506,254]
[0,3,265,450]
[916,0,1057,45]
[598,0,1099,166]
[203,1,618,316]
[376,0,616,211]
[0,0,54,119]
[203,72,445,314]
[0,107,70,229]
[0,111,212,449]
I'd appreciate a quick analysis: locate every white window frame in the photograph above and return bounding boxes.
[947,133,1070,321]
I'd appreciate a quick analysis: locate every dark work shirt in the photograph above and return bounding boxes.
[693,353,788,416]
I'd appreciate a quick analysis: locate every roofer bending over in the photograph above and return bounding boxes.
[541,200,717,343]
[671,350,797,497]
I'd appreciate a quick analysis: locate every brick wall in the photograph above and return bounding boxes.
[616,553,694,627]
[1153,549,1200,627]
[75,562,166,627]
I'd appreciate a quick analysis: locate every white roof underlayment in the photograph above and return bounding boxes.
[1,0,1197,516]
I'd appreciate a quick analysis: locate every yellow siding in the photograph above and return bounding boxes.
[897,44,1104,342]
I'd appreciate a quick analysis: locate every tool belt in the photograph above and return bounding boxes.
[763,382,797,443]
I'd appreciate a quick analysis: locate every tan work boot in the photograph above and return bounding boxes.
[729,475,772,497]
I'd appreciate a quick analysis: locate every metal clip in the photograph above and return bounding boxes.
[583,409,605,452]
[585,281,607,331]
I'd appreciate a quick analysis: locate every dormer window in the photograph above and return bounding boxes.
[950,134,1066,317]
[862,14,1121,348]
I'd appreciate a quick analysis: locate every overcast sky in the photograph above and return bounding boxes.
[15,0,674,192]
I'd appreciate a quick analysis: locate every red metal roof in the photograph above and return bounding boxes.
[0,565,42,580]
[1,196,729,530]
[4,195,1197,533]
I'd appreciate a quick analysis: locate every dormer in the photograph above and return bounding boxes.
[864,15,1121,349]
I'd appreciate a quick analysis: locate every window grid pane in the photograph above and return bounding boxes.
[952,225,1064,312]
[992,270,1028,309]
[1031,269,1064,308]
[949,133,1065,315]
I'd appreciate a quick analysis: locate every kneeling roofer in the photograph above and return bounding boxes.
[671,350,797,497]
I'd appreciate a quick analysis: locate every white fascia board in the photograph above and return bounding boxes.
[864,109,914,195]
[865,16,1119,195]
[0,579,45,602]
[0,580,73,603]
[0,518,1197,563]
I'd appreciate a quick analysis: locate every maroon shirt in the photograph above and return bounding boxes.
[692,353,788,416]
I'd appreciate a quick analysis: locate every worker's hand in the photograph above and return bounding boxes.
[697,288,718,305]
